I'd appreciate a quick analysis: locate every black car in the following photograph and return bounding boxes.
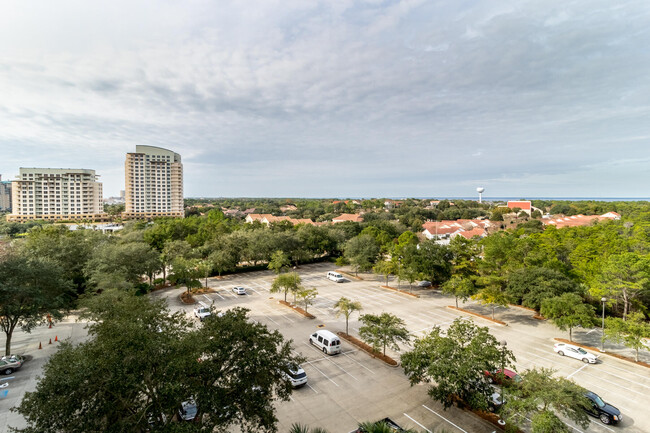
[584,391,622,425]
[355,418,404,432]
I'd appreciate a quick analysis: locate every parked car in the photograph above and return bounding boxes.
[193,302,212,321]
[178,399,198,421]
[355,418,405,432]
[484,368,522,385]
[584,391,622,425]
[327,271,345,283]
[285,363,308,388]
[417,280,432,288]
[0,355,25,375]
[488,388,505,412]
[553,343,598,363]
[309,330,342,355]
[232,286,247,295]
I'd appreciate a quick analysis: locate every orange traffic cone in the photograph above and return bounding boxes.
[54,335,58,342]
[49,338,52,344]
[38,342,42,349]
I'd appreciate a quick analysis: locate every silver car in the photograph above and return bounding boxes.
[0,355,25,374]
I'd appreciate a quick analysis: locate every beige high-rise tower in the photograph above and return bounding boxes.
[6,168,105,222]
[123,145,183,219]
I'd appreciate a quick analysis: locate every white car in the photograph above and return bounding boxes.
[285,364,308,388]
[193,303,212,321]
[232,286,247,295]
[553,343,598,363]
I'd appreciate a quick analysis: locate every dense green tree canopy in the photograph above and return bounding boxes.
[401,318,514,411]
[15,291,301,433]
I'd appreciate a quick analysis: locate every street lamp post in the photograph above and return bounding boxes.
[500,340,507,404]
[601,297,607,352]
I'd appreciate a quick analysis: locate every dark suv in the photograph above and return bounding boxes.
[584,391,622,425]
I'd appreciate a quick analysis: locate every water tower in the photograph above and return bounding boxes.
[477,187,485,203]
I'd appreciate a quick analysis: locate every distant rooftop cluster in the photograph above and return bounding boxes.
[422,219,492,244]
[244,212,364,226]
[543,212,621,228]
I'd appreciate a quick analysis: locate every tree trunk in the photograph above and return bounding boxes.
[162,266,166,284]
[492,306,495,320]
[569,327,572,342]
[635,348,639,362]
[345,316,349,335]
[622,289,629,321]
[5,333,11,357]
[455,297,459,308]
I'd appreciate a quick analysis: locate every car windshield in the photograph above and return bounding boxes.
[577,348,588,355]
[592,394,605,408]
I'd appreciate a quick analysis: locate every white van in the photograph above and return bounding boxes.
[309,330,342,355]
[327,271,345,283]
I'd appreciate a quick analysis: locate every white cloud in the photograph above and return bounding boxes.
[0,0,649,198]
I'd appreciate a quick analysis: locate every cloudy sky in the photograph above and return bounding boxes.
[1,0,649,198]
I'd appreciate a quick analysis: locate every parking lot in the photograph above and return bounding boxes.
[3,261,649,432]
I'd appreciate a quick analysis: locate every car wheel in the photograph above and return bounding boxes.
[599,414,611,425]
[582,358,590,364]
[4,368,12,375]
[557,351,564,356]
[309,338,313,345]
[322,347,327,354]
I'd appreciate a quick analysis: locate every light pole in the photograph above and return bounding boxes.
[601,297,607,352]
[500,340,507,404]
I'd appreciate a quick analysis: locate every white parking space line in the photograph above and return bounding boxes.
[264,315,280,326]
[403,413,432,433]
[202,294,212,303]
[566,363,590,379]
[422,405,469,433]
[212,292,224,300]
[306,383,318,394]
[305,362,339,387]
[341,351,375,374]
[591,366,650,391]
[576,370,647,397]
[595,360,650,382]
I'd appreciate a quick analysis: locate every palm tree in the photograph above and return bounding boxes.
[334,297,362,335]
[289,424,328,433]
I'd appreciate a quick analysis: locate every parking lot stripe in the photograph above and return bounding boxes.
[306,383,319,394]
[576,370,648,397]
[213,292,224,300]
[264,315,280,326]
[599,361,650,382]
[566,363,589,379]
[341,351,375,374]
[306,362,339,387]
[590,365,650,390]
[403,413,432,433]
[422,405,469,433]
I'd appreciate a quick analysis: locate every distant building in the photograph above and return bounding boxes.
[507,201,532,215]
[0,174,11,212]
[123,145,183,219]
[6,168,106,222]
[422,219,491,243]
[543,213,620,228]
[332,213,364,223]
[245,213,315,226]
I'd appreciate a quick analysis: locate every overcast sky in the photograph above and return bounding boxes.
[1,0,649,198]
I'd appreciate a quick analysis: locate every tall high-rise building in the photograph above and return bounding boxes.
[0,174,12,212]
[6,168,105,222]
[123,145,183,219]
